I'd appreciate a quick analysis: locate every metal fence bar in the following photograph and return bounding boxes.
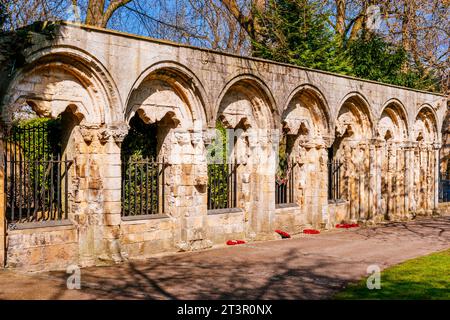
[121,159,165,217]
[207,163,238,210]
[328,160,342,201]
[439,170,450,203]
[275,162,295,205]
[3,121,72,225]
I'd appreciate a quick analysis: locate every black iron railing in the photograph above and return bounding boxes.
[207,163,237,210]
[275,162,295,205]
[328,160,342,201]
[121,158,166,217]
[439,173,450,203]
[4,121,72,225]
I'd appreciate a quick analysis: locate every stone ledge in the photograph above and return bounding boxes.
[328,199,347,206]
[207,208,243,215]
[7,220,74,233]
[121,214,171,224]
[275,203,299,214]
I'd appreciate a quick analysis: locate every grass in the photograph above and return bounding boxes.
[334,249,450,300]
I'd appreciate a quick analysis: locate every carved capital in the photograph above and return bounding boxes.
[79,124,100,144]
[108,123,129,145]
[335,122,354,138]
[98,129,111,144]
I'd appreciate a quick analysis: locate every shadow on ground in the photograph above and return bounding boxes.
[1,216,449,300]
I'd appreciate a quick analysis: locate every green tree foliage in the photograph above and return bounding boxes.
[121,115,157,164]
[347,32,440,91]
[252,0,441,92]
[7,117,63,221]
[276,134,288,179]
[207,120,228,164]
[120,116,159,215]
[207,121,232,208]
[12,117,62,160]
[252,0,353,74]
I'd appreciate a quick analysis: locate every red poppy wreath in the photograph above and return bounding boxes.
[303,229,320,234]
[226,240,246,245]
[275,230,291,239]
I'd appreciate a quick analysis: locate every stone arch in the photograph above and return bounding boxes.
[412,104,439,215]
[378,99,409,142]
[125,61,208,131]
[378,100,410,220]
[215,74,279,130]
[212,74,279,237]
[282,84,332,141]
[1,46,122,124]
[332,92,374,221]
[281,84,331,227]
[335,92,374,141]
[414,104,438,144]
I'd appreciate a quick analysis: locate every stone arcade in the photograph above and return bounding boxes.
[0,23,447,271]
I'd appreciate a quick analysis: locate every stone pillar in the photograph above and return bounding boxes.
[387,145,394,219]
[172,129,210,251]
[359,143,369,220]
[411,143,420,214]
[403,144,411,218]
[0,131,5,268]
[318,145,330,228]
[75,124,116,267]
[433,143,441,214]
[374,139,384,221]
[101,124,128,262]
[397,145,406,218]
[248,128,277,240]
[368,142,376,220]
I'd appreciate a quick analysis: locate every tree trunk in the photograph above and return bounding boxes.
[85,0,105,27]
[85,0,132,28]
[336,0,346,37]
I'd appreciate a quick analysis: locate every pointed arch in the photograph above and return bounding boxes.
[378,98,409,142]
[283,84,332,139]
[125,61,208,131]
[1,45,122,124]
[215,74,279,130]
[414,104,439,144]
[335,92,374,140]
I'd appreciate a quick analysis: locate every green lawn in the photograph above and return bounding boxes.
[335,249,450,300]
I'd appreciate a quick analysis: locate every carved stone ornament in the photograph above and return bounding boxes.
[80,127,95,144]
[98,128,111,144]
[79,124,100,144]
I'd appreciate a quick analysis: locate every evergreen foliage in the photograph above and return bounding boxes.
[252,0,441,92]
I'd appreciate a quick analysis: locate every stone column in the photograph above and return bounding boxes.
[317,145,330,228]
[101,124,128,263]
[433,143,441,214]
[396,145,405,218]
[249,128,277,240]
[401,144,410,219]
[172,129,210,251]
[0,131,5,268]
[368,142,376,220]
[374,139,384,221]
[359,143,369,220]
[75,124,119,267]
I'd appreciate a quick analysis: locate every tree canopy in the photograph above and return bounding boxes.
[1,0,448,93]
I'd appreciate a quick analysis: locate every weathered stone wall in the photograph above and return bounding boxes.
[206,210,245,245]
[120,217,174,260]
[274,206,303,235]
[0,23,447,271]
[6,225,78,271]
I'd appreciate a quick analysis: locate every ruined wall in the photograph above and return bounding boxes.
[6,224,78,270]
[0,23,447,271]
